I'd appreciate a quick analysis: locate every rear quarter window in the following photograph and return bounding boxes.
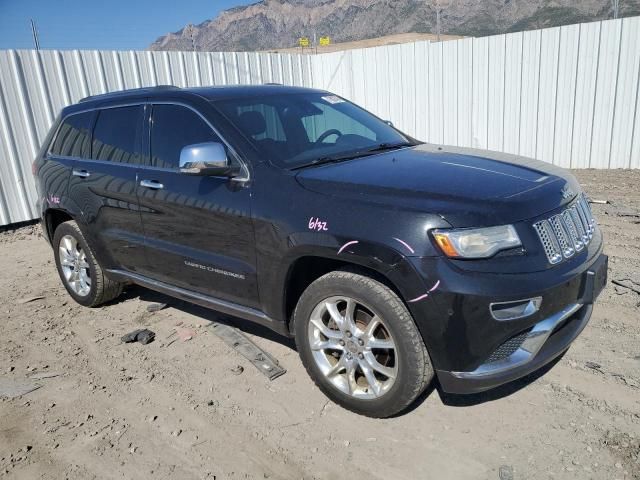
[50,112,93,158]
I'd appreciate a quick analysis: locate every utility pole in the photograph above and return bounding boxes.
[187,24,197,51]
[612,0,620,19]
[435,1,441,42]
[30,19,40,50]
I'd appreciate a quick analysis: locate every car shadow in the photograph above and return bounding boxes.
[115,285,566,413]
[396,354,566,416]
[436,352,566,407]
[116,285,296,350]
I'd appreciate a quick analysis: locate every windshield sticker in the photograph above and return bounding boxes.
[322,95,345,105]
[337,240,359,255]
[408,280,441,303]
[308,217,329,232]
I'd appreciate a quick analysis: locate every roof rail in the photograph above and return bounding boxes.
[79,85,181,103]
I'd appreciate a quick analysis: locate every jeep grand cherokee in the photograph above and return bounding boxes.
[34,85,607,417]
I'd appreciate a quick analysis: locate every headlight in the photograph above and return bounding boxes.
[432,225,521,259]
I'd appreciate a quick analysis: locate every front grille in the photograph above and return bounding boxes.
[487,329,531,363]
[533,194,596,265]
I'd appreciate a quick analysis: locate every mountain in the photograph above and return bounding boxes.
[150,0,640,52]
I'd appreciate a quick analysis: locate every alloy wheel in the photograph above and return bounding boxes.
[308,296,398,399]
[58,234,91,297]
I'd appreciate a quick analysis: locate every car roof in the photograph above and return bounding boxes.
[61,84,327,117]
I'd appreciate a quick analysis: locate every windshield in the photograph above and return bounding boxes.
[213,92,415,169]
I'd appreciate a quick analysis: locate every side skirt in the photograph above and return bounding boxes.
[106,269,290,337]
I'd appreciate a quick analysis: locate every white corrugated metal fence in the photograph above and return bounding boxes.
[311,16,640,171]
[0,16,639,227]
[0,50,312,226]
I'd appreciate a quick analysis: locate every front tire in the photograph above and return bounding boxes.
[294,269,433,418]
[53,220,123,307]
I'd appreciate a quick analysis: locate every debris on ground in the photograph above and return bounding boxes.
[17,295,45,304]
[498,465,514,480]
[28,371,62,380]
[230,365,244,376]
[0,378,42,399]
[121,329,156,345]
[611,279,640,295]
[585,361,603,372]
[174,327,196,342]
[210,322,286,380]
[146,302,168,313]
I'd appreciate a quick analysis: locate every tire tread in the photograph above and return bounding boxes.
[54,220,123,307]
[294,268,433,418]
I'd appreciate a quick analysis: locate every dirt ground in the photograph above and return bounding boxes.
[1,169,639,480]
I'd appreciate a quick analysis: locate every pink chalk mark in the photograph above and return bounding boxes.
[337,240,359,255]
[408,293,430,303]
[408,280,441,303]
[393,237,415,254]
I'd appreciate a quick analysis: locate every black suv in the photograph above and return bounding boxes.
[34,85,607,417]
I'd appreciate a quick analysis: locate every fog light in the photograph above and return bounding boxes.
[490,297,542,321]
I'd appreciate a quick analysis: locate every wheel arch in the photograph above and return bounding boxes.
[44,208,75,242]
[282,253,418,335]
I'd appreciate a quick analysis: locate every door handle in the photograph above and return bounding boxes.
[72,169,91,178]
[140,179,164,190]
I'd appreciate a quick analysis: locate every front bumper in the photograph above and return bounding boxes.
[400,237,607,394]
[437,302,592,394]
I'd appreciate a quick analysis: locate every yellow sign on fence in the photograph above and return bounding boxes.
[319,36,331,46]
[298,37,310,47]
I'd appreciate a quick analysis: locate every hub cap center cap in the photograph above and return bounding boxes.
[346,340,359,354]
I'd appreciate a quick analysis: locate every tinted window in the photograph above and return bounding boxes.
[302,101,375,142]
[50,112,93,158]
[215,93,412,169]
[91,106,144,164]
[151,105,220,169]
[237,104,286,141]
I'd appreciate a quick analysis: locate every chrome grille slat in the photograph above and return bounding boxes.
[569,206,588,244]
[576,199,592,239]
[534,220,563,264]
[534,194,596,266]
[561,209,584,251]
[579,196,595,238]
[549,215,574,258]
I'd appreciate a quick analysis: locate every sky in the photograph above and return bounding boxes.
[0,0,252,51]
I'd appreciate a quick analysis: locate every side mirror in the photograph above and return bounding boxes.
[179,142,240,177]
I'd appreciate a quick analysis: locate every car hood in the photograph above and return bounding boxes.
[295,144,582,227]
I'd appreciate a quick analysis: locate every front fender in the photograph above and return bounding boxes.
[264,231,440,324]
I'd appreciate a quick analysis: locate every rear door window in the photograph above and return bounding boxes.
[50,112,93,158]
[91,105,144,164]
[150,104,223,169]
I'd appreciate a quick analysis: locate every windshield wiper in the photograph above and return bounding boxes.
[290,142,414,171]
[364,142,414,153]
[290,152,368,171]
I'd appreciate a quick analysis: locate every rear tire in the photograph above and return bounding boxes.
[294,269,433,418]
[53,220,123,307]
